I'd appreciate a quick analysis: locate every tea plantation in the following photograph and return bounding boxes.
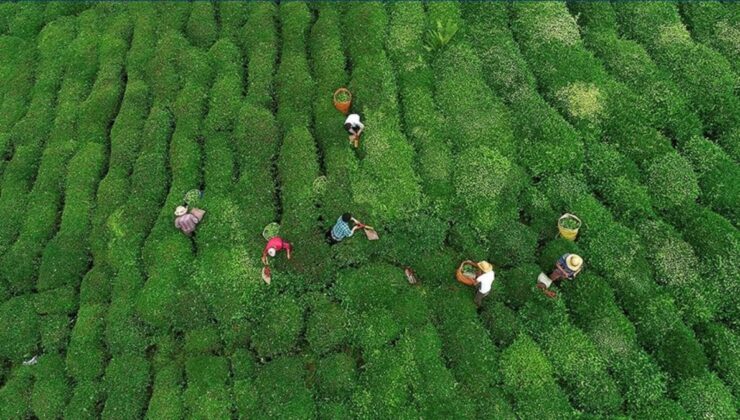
[0,2,738,419]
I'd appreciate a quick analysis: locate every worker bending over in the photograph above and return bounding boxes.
[344,113,364,148]
[474,261,495,308]
[174,205,205,236]
[326,213,361,245]
[537,254,583,298]
[262,236,293,265]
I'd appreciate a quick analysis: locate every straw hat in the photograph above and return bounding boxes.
[566,254,583,271]
[267,248,277,257]
[174,205,188,217]
[478,261,494,273]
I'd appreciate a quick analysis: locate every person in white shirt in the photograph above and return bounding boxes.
[344,113,364,148]
[474,261,495,308]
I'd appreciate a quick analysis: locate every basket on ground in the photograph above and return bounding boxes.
[262,222,280,241]
[333,88,352,115]
[558,213,581,241]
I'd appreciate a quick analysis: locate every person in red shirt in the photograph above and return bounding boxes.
[262,236,293,265]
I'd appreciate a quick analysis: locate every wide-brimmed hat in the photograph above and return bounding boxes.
[566,254,583,271]
[478,261,494,273]
[175,205,187,216]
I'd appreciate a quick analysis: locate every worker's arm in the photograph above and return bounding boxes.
[261,248,268,265]
[286,245,292,259]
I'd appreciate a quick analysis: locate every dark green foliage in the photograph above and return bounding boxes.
[0,296,38,361]
[306,296,348,355]
[387,3,454,211]
[64,380,103,420]
[31,354,69,420]
[186,2,217,49]
[184,356,232,419]
[36,143,105,291]
[40,314,71,354]
[500,334,575,418]
[33,286,77,315]
[454,146,525,234]
[254,357,315,418]
[682,136,739,225]
[251,295,303,359]
[66,304,106,381]
[431,288,500,406]
[481,302,522,348]
[634,398,690,419]
[101,355,150,419]
[184,327,223,355]
[676,373,736,420]
[495,264,541,310]
[242,3,277,108]
[694,322,740,403]
[146,363,184,420]
[433,43,515,156]
[0,367,33,419]
[543,326,623,414]
[315,352,356,400]
[638,219,720,324]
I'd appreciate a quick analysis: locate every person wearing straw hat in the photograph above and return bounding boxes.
[344,113,364,148]
[474,261,495,308]
[174,205,205,236]
[537,254,583,298]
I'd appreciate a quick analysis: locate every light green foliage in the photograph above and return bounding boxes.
[646,152,699,210]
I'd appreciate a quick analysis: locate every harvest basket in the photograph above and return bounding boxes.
[262,222,280,241]
[558,213,581,241]
[333,88,352,115]
[455,261,479,287]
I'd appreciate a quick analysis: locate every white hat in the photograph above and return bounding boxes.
[175,206,187,217]
[267,248,276,257]
[566,254,583,271]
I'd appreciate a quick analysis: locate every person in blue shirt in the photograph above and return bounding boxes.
[326,213,361,245]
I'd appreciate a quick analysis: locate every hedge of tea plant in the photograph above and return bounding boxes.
[614,2,740,160]
[0,2,738,419]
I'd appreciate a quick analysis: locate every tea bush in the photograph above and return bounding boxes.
[31,353,69,420]
[500,334,575,418]
[0,3,737,418]
[0,296,38,361]
[253,357,316,418]
[250,295,303,359]
[306,295,348,355]
[315,352,357,400]
[676,373,737,419]
[101,355,150,419]
[145,363,184,420]
[615,3,739,154]
[184,356,232,418]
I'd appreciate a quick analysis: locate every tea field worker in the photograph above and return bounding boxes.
[325,213,361,245]
[344,113,364,148]
[474,261,495,308]
[262,236,293,265]
[537,254,583,298]
[174,205,205,236]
